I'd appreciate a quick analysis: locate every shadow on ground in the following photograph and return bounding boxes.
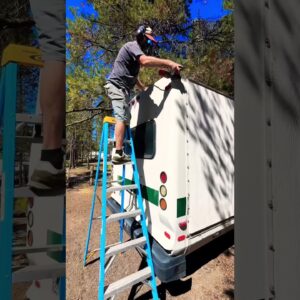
[129,230,234,299]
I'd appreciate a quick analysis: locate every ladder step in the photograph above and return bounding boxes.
[105,237,146,259]
[107,184,137,193]
[16,136,43,143]
[13,244,64,255]
[13,217,27,225]
[104,267,151,299]
[12,263,65,282]
[105,161,133,166]
[14,187,35,198]
[95,181,121,187]
[107,180,123,184]
[106,209,141,223]
[108,138,130,144]
[16,113,42,124]
[92,215,109,220]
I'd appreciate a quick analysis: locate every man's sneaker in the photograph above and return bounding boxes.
[112,152,131,164]
[28,161,65,196]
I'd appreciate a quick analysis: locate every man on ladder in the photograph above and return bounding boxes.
[84,25,182,299]
[104,25,182,164]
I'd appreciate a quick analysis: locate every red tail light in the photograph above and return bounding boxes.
[179,221,187,231]
[177,235,186,242]
[164,231,171,239]
[160,172,167,183]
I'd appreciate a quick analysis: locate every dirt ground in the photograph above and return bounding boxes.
[66,182,234,300]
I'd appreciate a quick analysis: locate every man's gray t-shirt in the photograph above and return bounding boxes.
[108,41,144,92]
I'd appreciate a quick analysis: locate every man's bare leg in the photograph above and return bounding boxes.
[40,61,65,149]
[28,0,66,193]
[115,120,125,150]
[28,61,65,192]
[112,120,131,164]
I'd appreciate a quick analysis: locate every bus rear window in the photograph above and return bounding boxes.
[131,120,156,159]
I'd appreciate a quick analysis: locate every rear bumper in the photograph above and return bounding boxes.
[151,239,186,282]
[107,197,186,282]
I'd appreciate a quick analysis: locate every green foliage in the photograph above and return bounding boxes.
[66,0,234,165]
[184,12,234,95]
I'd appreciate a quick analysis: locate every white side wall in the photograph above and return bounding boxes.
[113,77,188,252]
[235,0,300,299]
[184,80,234,234]
[113,77,234,253]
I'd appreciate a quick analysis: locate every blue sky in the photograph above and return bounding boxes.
[190,0,231,20]
[66,0,232,63]
[66,0,95,20]
[66,0,232,21]
[65,0,232,137]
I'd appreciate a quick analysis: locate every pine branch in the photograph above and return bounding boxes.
[68,31,116,53]
[66,107,112,114]
[66,112,103,127]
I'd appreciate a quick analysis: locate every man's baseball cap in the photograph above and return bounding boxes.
[145,26,158,44]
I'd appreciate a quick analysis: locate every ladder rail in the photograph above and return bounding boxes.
[120,162,126,243]
[98,121,110,298]
[120,128,130,243]
[0,63,18,299]
[83,129,104,266]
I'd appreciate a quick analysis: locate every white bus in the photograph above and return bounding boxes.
[109,76,234,282]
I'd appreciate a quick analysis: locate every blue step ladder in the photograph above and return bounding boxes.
[83,116,159,300]
[0,44,65,300]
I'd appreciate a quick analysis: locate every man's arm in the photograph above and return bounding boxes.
[139,55,183,73]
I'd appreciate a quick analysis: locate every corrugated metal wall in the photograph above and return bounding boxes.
[235,0,300,299]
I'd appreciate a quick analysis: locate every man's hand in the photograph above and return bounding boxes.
[169,62,183,74]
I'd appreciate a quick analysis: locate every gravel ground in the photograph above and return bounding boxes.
[67,182,234,300]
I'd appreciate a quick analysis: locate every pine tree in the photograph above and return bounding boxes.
[66,0,234,166]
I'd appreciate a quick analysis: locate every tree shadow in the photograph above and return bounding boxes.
[176,81,234,222]
[134,76,187,230]
[128,230,234,299]
[128,76,234,298]
[133,76,186,122]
